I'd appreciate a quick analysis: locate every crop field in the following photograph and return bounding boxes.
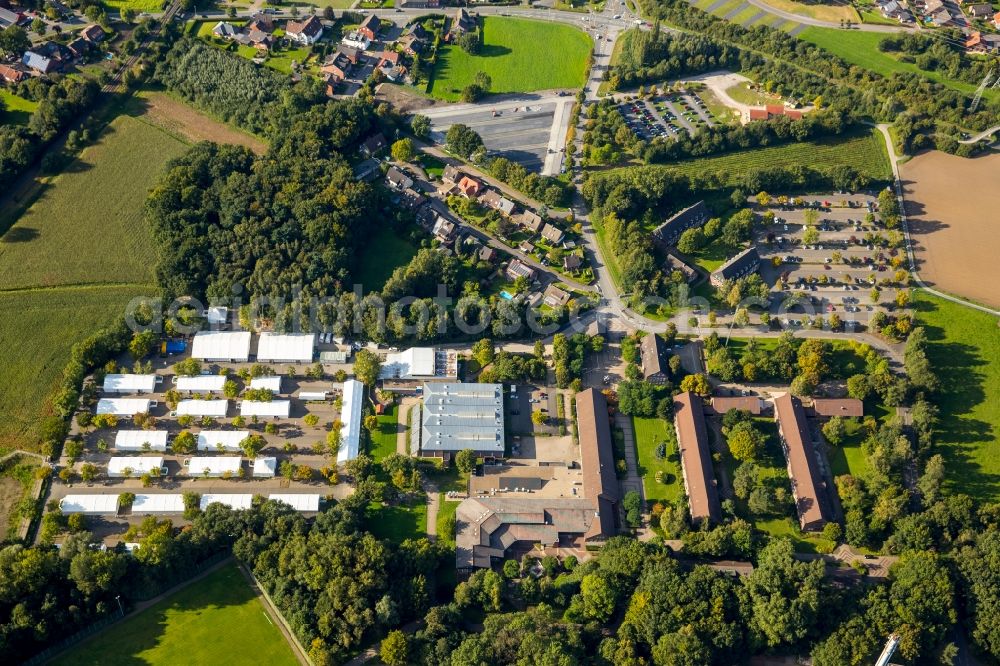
[1,89,38,125]
[428,17,591,101]
[54,563,298,666]
[135,91,268,153]
[652,127,892,185]
[914,292,1000,502]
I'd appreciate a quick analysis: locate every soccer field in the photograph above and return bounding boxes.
[428,17,591,101]
[53,563,299,666]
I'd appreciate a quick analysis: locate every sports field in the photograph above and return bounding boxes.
[53,563,298,666]
[914,292,1000,502]
[428,17,591,101]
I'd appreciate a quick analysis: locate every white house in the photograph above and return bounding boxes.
[200,494,253,510]
[341,30,371,50]
[197,430,250,452]
[269,493,321,512]
[249,375,283,393]
[256,333,315,363]
[253,456,277,478]
[337,379,364,464]
[286,15,323,45]
[240,400,291,419]
[175,375,227,394]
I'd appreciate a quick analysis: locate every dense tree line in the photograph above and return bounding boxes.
[611,26,743,90]
[879,31,993,87]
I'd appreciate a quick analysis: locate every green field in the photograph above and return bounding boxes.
[826,417,871,479]
[436,496,460,545]
[798,28,995,101]
[632,416,684,505]
[428,17,591,101]
[54,563,298,666]
[654,127,893,185]
[354,227,420,293]
[0,115,188,452]
[366,498,428,542]
[101,0,163,12]
[914,292,1000,501]
[0,89,38,126]
[370,404,399,461]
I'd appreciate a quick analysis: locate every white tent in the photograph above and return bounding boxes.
[256,333,315,363]
[103,374,158,394]
[175,375,227,394]
[253,457,276,478]
[132,494,185,513]
[269,493,321,512]
[107,456,163,478]
[191,331,251,362]
[249,375,283,393]
[240,400,291,419]
[337,379,364,464]
[199,493,253,510]
[184,457,242,477]
[379,347,435,379]
[97,398,152,416]
[299,391,328,402]
[206,306,229,327]
[114,430,168,452]
[197,430,249,452]
[60,494,120,514]
[176,399,229,418]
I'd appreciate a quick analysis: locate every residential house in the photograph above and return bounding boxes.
[360,132,387,157]
[0,7,25,29]
[342,30,372,51]
[398,31,426,56]
[516,210,544,233]
[673,392,722,524]
[651,200,710,247]
[706,396,766,416]
[479,246,498,263]
[386,166,414,191]
[378,50,399,69]
[457,175,482,198]
[664,249,698,284]
[922,0,946,13]
[519,240,536,254]
[480,189,516,216]
[505,259,537,281]
[212,21,241,39]
[381,63,407,83]
[929,8,954,25]
[81,23,105,42]
[247,11,275,31]
[450,8,476,40]
[967,3,994,17]
[442,164,464,184]
[994,11,1000,28]
[286,15,324,45]
[354,158,380,181]
[563,253,582,270]
[22,50,57,75]
[542,284,571,308]
[0,63,27,84]
[640,333,670,384]
[247,26,274,50]
[880,0,914,20]
[772,393,833,532]
[432,215,457,243]
[808,398,864,419]
[322,51,353,82]
[399,188,426,210]
[336,45,362,65]
[710,247,760,287]
[358,14,380,41]
[748,104,803,122]
[66,37,91,59]
[541,224,565,245]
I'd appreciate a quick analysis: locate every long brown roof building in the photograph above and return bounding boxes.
[773,393,833,531]
[673,391,721,524]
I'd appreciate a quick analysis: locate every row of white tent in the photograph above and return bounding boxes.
[60,492,322,514]
[104,373,286,395]
[103,455,276,478]
[96,398,294,419]
[190,331,317,363]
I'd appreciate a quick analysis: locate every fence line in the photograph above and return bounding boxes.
[242,565,313,665]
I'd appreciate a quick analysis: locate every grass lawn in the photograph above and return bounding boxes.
[0,454,42,539]
[798,28,995,101]
[724,81,781,107]
[366,498,428,543]
[418,153,446,179]
[54,563,298,666]
[826,417,870,479]
[436,496,460,545]
[914,291,1000,502]
[636,126,892,186]
[428,17,591,101]
[0,90,38,126]
[633,416,684,505]
[101,0,163,12]
[370,404,399,461]
[354,227,419,293]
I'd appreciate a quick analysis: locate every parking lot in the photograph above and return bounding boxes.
[618,90,719,141]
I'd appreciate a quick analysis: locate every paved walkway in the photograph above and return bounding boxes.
[396,398,419,456]
[425,485,439,540]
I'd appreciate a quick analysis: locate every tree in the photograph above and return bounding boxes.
[304,413,319,428]
[846,374,871,401]
[390,138,415,163]
[458,31,480,54]
[727,421,765,462]
[0,26,30,58]
[822,416,846,446]
[580,573,617,622]
[240,434,266,458]
[456,449,476,473]
[129,331,156,360]
[679,373,710,397]
[353,349,381,386]
[172,430,196,455]
[411,114,431,139]
[472,337,495,367]
[445,124,484,159]
[503,558,520,579]
[364,414,378,432]
[380,630,408,666]
[531,410,546,426]
[802,226,820,246]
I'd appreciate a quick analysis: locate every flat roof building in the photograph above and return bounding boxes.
[380,347,458,380]
[256,333,315,363]
[421,383,504,457]
[184,457,242,478]
[269,493,321,512]
[115,430,168,451]
[200,494,253,511]
[673,391,722,524]
[60,494,120,514]
[253,456,277,478]
[337,380,364,464]
[197,430,250,452]
[240,400,291,419]
[773,393,833,532]
[132,494,185,514]
[249,375,283,393]
[103,374,158,394]
[191,331,252,362]
[176,399,229,418]
[97,398,152,417]
[175,375,227,394]
[107,456,164,478]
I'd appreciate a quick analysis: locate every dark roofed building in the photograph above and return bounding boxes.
[81,23,105,42]
[385,166,413,191]
[640,333,670,384]
[652,200,710,247]
[358,13,380,40]
[710,247,761,287]
[773,393,833,531]
[673,391,722,524]
[360,132,387,157]
[563,253,582,270]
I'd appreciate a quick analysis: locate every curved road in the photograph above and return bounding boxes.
[958,125,1000,144]
[743,0,911,32]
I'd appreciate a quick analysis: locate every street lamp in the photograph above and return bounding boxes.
[115,595,124,617]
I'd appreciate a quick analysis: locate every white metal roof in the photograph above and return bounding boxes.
[103,374,157,393]
[191,331,252,361]
[176,399,229,417]
[250,375,283,393]
[269,493,321,512]
[60,494,120,514]
[197,430,249,451]
[107,457,163,476]
[299,391,328,401]
[132,494,185,513]
[253,456,276,477]
[240,400,291,418]
[200,493,253,510]
[379,347,435,379]
[176,375,227,393]
[97,398,152,416]
[256,333,315,362]
[206,306,229,326]
[114,430,168,451]
[338,379,364,464]
[185,457,242,476]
